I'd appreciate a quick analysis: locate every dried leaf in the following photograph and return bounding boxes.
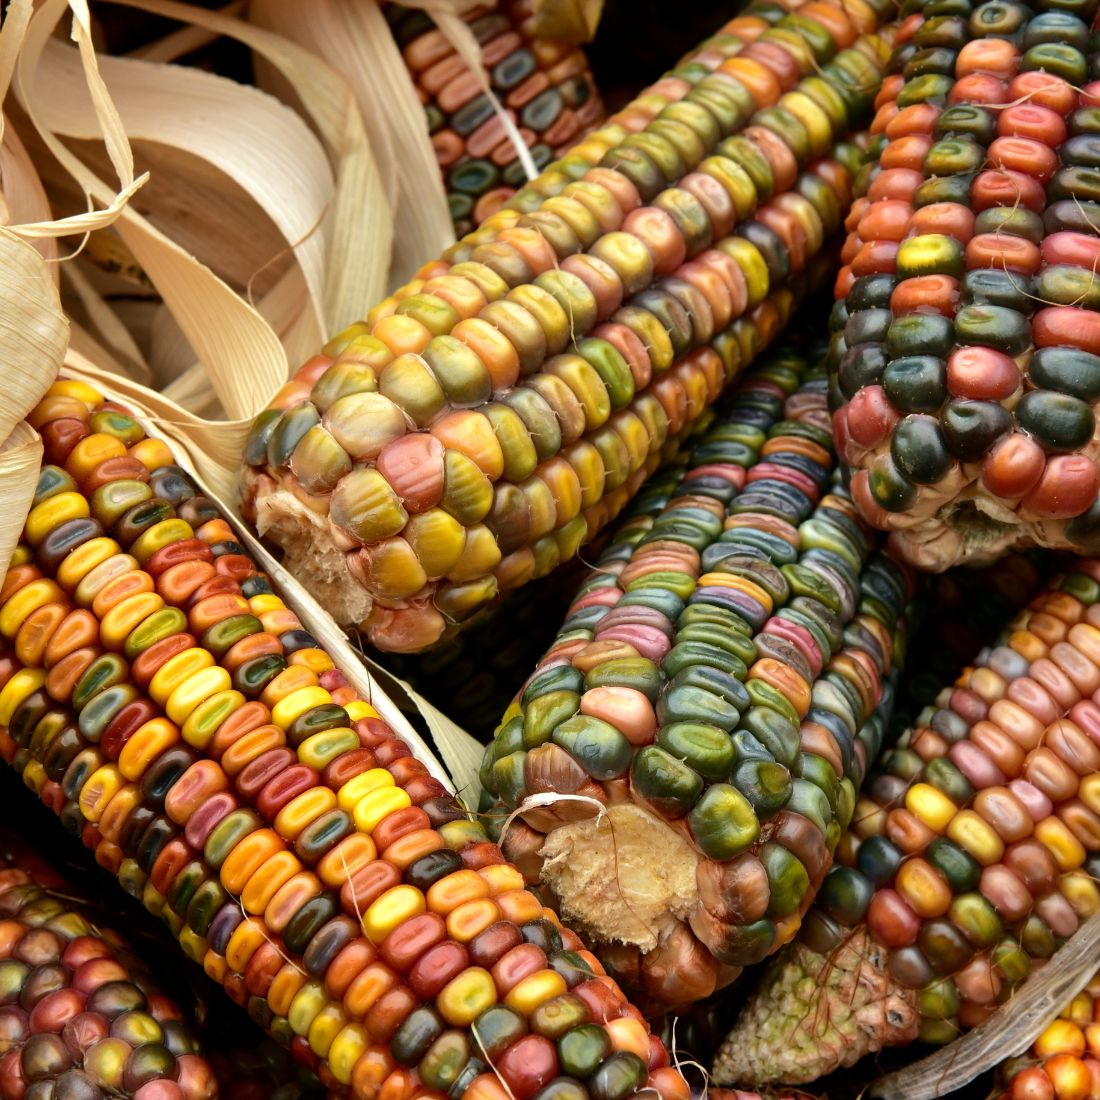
[0,226,69,576]
[249,0,455,289]
[532,0,604,43]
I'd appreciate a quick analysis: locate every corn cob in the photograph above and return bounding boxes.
[0,833,217,1100]
[478,345,913,1008]
[713,563,1100,1086]
[997,971,1100,1100]
[0,379,689,1100]
[239,2,896,654]
[387,0,605,237]
[829,0,1100,571]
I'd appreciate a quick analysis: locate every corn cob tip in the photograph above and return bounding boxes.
[710,927,919,1087]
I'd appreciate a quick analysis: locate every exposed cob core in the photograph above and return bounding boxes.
[239,0,896,653]
[830,0,1100,570]
[0,836,217,1100]
[0,378,688,1100]
[387,0,605,236]
[997,969,1100,1100]
[714,565,1100,1086]
[480,348,913,1008]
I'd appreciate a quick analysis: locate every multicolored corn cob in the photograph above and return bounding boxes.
[479,346,914,1009]
[239,0,896,654]
[713,563,1100,1086]
[997,971,1100,1100]
[387,0,605,237]
[829,0,1100,570]
[0,378,689,1100]
[0,834,217,1100]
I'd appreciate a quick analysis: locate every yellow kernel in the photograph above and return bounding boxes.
[248,594,286,615]
[946,809,1005,865]
[271,686,334,730]
[1036,1019,1087,1059]
[905,782,957,833]
[353,787,412,834]
[362,885,425,943]
[1061,870,1100,918]
[49,379,102,407]
[1036,817,1087,871]
[0,669,47,725]
[149,648,216,707]
[1079,774,1100,816]
[479,865,525,896]
[181,689,245,749]
[130,519,195,565]
[337,768,394,814]
[21,760,47,795]
[346,700,380,722]
[8,546,32,568]
[308,1004,347,1059]
[128,437,175,471]
[505,970,568,1016]
[288,648,335,673]
[498,701,522,729]
[24,493,90,546]
[118,718,179,781]
[0,580,63,639]
[288,981,328,1038]
[436,967,497,1026]
[165,665,232,726]
[99,592,164,651]
[1062,993,1093,1026]
[275,788,337,840]
[327,1024,369,1086]
[225,920,268,973]
[78,765,125,823]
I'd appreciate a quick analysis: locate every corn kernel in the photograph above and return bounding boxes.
[225,919,269,973]
[165,665,232,725]
[0,668,46,725]
[288,981,328,1038]
[353,786,412,834]
[1036,817,1087,872]
[946,810,1005,865]
[308,1003,348,1058]
[328,1024,369,1085]
[363,885,425,943]
[905,782,957,833]
[24,493,90,546]
[118,718,179,781]
[346,700,380,722]
[505,969,568,1015]
[271,685,334,730]
[149,648,215,706]
[427,870,490,915]
[436,967,497,1026]
[337,768,395,814]
[0,579,63,638]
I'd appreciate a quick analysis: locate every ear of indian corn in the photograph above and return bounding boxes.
[997,970,1100,1100]
[239,0,896,654]
[713,563,1100,1086]
[387,0,605,237]
[478,345,914,1010]
[830,0,1100,570]
[0,833,218,1100]
[0,379,689,1100]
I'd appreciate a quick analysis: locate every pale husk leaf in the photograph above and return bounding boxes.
[0,227,68,577]
[249,0,455,289]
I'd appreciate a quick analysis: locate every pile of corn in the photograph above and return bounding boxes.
[0,836,216,1100]
[480,344,913,1007]
[829,0,1100,570]
[712,562,1100,1084]
[0,377,688,1100]
[240,0,894,653]
[389,0,605,236]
